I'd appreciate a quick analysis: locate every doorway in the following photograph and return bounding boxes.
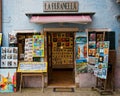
[47,32,75,87]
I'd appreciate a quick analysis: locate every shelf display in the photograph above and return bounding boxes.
[51,33,74,65]
[0,68,16,92]
[1,47,18,67]
[75,32,88,73]
[24,38,33,61]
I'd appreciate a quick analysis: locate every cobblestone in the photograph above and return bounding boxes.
[0,88,119,96]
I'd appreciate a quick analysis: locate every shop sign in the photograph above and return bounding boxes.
[43,1,79,12]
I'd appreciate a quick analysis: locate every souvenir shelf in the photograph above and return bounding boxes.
[17,33,41,61]
[48,32,74,68]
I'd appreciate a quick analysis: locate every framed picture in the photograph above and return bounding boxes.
[0,68,16,92]
[1,47,18,67]
[88,32,96,41]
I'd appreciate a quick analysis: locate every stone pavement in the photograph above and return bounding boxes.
[0,88,120,96]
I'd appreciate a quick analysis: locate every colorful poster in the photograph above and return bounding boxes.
[33,35,44,57]
[94,41,109,79]
[75,32,88,73]
[0,69,16,92]
[1,47,18,67]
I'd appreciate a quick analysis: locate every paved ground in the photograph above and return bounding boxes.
[0,88,120,96]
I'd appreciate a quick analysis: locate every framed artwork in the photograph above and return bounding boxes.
[88,41,96,49]
[0,68,16,92]
[8,33,17,44]
[1,47,18,67]
[76,59,88,73]
[96,32,104,42]
[88,32,96,41]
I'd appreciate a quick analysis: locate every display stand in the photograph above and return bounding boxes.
[92,50,116,95]
[19,72,45,93]
[17,61,47,93]
[16,33,47,92]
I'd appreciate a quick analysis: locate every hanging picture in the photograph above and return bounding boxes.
[8,33,17,44]
[33,35,44,57]
[88,32,96,41]
[87,57,98,73]
[0,69,16,92]
[88,41,96,49]
[75,32,88,73]
[1,47,18,67]
[96,32,104,42]
[76,59,88,73]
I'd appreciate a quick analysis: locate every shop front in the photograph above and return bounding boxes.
[0,1,117,94]
[22,1,95,89]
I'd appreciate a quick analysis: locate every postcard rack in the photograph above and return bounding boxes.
[92,50,116,95]
[87,31,116,95]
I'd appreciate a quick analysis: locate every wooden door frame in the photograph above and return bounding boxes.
[43,28,79,87]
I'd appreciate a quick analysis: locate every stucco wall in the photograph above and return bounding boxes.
[2,0,120,88]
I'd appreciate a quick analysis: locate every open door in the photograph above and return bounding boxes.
[47,32,75,88]
[47,33,53,82]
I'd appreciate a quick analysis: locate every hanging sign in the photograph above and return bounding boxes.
[43,1,79,12]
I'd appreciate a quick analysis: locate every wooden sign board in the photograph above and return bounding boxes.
[43,1,79,12]
[17,62,47,73]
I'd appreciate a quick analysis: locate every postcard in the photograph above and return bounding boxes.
[89,32,96,41]
[88,41,96,49]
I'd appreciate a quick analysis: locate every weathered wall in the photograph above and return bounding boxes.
[2,0,120,88]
